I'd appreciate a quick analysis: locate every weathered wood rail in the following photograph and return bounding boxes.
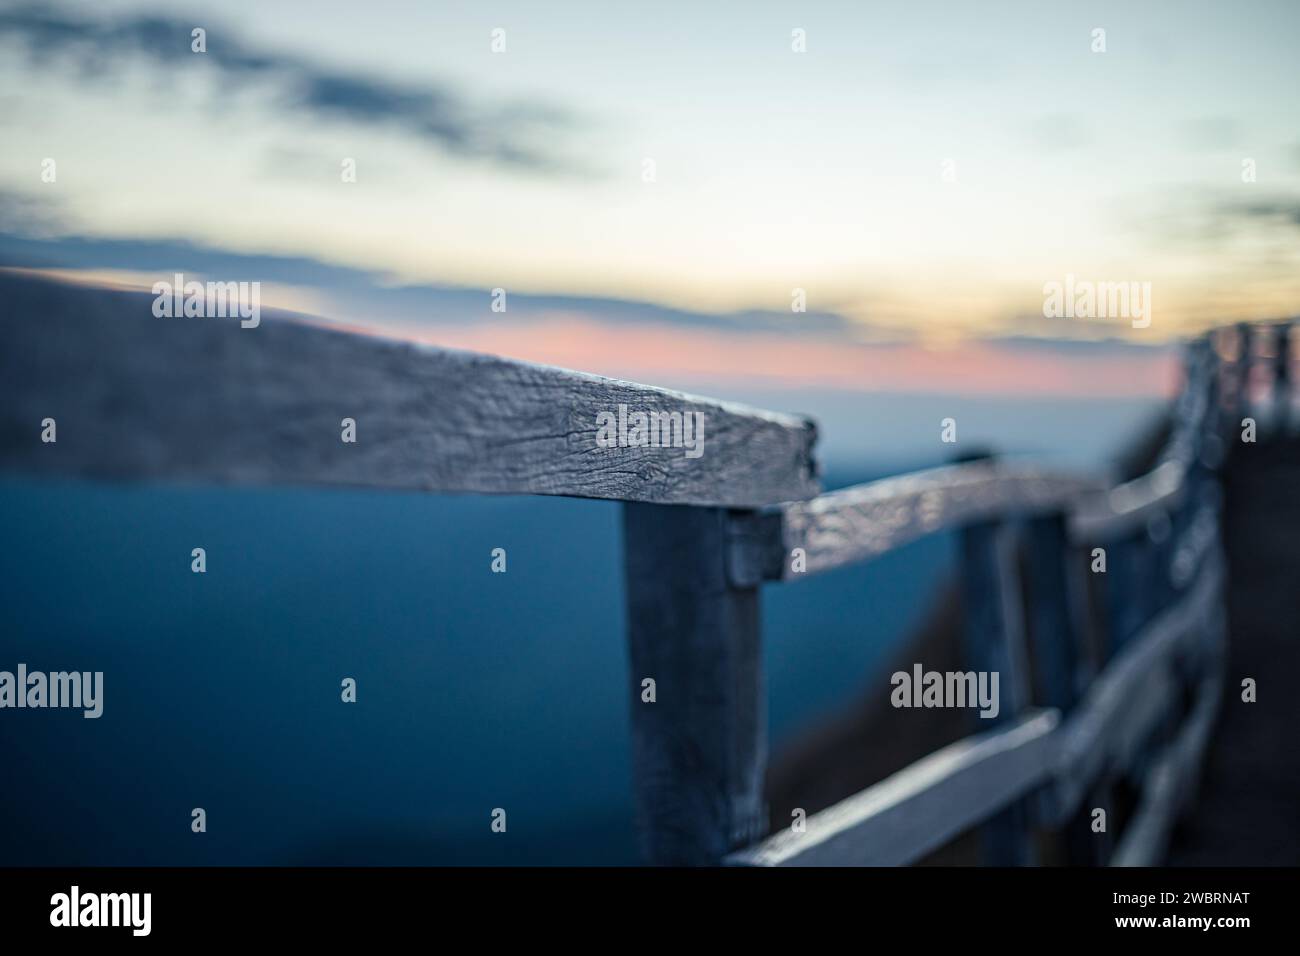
[1,271,1293,866]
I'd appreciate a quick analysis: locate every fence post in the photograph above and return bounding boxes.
[959,518,1033,865]
[1029,512,1128,865]
[1024,513,1084,712]
[1274,323,1291,433]
[622,502,766,865]
[1232,321,1253,442]
[1234,322,1254,428]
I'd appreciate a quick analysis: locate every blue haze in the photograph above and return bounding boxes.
[0,468,950,865]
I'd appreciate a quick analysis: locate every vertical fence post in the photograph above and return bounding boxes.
[1235,323,1252,443]
[1274,323,1291,433]
[1235,322,1254,428]
[959,517,1033,865]
[1026,512,1106,865]
[622,502,766,865]
[1024,513,1083,712]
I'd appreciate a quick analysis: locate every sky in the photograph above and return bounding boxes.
[1,0,1296,402]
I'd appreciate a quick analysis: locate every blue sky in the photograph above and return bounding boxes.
[2,0,1297,351]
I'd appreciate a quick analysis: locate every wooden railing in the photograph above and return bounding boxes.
[0,271,1294,866]
[728,322,1290,867]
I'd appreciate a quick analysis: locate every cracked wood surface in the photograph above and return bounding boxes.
[0,272,819,507]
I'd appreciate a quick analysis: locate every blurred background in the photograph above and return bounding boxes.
[0,0,1296,863]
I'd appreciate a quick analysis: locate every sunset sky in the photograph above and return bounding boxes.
[1,0,1296,402]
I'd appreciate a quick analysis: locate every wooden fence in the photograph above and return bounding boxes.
[1,272,1293,865]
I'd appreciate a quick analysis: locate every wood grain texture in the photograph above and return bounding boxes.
[623,503,767,865]
[768,462,1104,580]
[0,272,818,507]
[727,710,1060,867]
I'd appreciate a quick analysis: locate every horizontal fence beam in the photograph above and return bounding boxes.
[1069,460,1186,542]
[0,272,818,508]
[734,462,1104,583]
[727,709,1060,867]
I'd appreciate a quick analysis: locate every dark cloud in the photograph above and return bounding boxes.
[0,187,66,238]
[0,3,581,173]
[1131,187,1300,255]
[1228,198,1300,229]
[0,224,857,337]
